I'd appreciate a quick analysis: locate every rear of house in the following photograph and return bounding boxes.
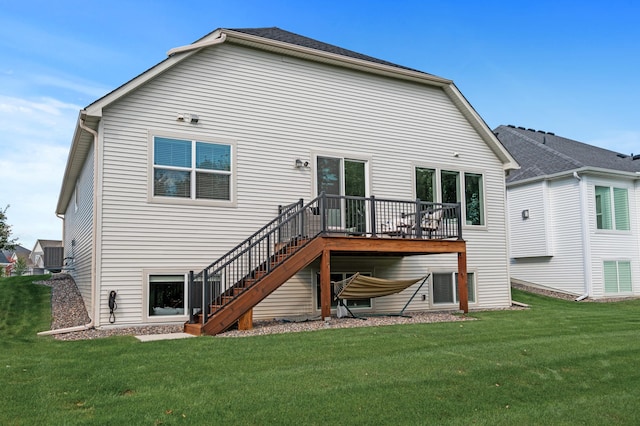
[56,28,518,330]
[496,125,640,299]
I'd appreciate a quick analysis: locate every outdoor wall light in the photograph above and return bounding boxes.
[522,209,530,220]
[295,159,310,169]
[190,114,199,124]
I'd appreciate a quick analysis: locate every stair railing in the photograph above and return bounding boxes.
[188,193,462,325]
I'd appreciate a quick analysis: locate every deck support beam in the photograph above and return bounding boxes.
[320,249,332,320]
[457,251,468,313]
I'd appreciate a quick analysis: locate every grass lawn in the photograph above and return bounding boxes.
[1,275,640,425]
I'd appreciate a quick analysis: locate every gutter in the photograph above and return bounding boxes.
[573,171,591,301]
[38,118,99,336]
[167,33,226,56]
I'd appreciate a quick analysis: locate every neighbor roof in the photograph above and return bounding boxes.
[494,125,640,184]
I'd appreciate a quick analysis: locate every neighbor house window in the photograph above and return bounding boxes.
[153,136,232,201]
[148,275,187,317]
[595,186,629,231]
[603,261,632,294]
[316,272,371,309]
[432,272,475,304]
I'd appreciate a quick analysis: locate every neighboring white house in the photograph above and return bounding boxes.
[495,125,640,299]
[56,27,518,331]
[30,239,64,274]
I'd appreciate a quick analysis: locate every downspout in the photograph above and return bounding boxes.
[38,118,99,336]
[574,171,591,301]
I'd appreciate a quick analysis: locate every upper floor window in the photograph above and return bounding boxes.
[415,167,485,226]
[595,186,629,231]
[152,136,233,202]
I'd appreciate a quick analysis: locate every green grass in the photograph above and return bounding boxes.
[2,275,640,425]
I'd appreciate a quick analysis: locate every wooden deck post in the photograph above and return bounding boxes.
[320,249,331,321]
[238,308,253,330]
[457,251,468,313]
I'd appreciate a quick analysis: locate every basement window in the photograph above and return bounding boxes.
[148,275,187,317]
[432,272,476,304]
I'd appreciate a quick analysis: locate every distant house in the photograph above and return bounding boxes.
[495,125,640,299]
[30,240,64,274]
[56,27,518,334]
[2,245,33,276]
[0,251,10,276]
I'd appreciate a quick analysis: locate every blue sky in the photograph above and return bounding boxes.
[1,0,639,249]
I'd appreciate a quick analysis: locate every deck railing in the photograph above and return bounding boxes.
[188,193,462,324]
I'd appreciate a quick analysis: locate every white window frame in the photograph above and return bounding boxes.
[413,163,487,229]
[142,269,189,323]
[148,131,237,207]
[594,185,630,232]
[603,260,632,294]
[430,271,476,306]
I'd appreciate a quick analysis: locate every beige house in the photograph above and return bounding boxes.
[56,27,518,333]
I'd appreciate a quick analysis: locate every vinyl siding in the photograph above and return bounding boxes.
[63,143,94,316]
[508,182,552,258]
[586,175,640,298]
[510,177,586,294]
[93,42,512,325]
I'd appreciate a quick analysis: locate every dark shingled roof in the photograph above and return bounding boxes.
[227,27,431,75]
[494,125,640,184]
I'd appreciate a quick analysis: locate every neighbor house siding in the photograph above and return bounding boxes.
[510,177,586,295]
[63,143,94,316]
[508,182,552,258]
[94,42,511,325]
[586,175,640,298]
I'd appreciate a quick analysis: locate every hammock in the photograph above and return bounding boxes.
[334,273,427,300]
[332,273,429,318]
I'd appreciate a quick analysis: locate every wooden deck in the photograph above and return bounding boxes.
[185,234,467,336]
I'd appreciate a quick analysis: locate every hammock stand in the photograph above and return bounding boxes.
[332,273,430,320]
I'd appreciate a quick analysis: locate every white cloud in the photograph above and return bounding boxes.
[31,74,108,99]
[0,95,78,249]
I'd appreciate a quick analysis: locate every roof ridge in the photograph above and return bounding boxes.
[502,126,583,168]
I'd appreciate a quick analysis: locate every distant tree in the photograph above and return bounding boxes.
[0,205,17,250]
[13,256,28,276]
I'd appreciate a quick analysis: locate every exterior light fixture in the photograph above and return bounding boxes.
[190,114,199,124]
[522,209,529,220]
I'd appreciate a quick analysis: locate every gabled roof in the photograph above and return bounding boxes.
[57,27,518,214]
[494,125,640,184]
[0,251,9,265]
[32,239,63,252]
[227,27,426,74]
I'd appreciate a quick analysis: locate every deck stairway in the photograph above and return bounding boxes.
[184,193,464,336]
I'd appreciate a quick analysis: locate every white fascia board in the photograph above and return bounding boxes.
[222,30,518,170]
[84,30,225,117]
[442,84,520,171]
[56,111,87,214]
[507,167,640,188]
[221,29,453,87]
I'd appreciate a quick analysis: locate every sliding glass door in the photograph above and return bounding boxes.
[317,156,367,233]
